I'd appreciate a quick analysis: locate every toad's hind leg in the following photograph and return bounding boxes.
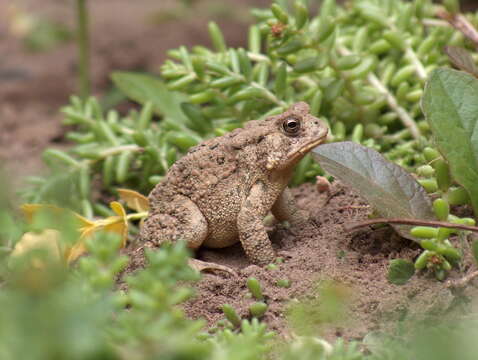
[140,196,237,276]
[139,195,207,249]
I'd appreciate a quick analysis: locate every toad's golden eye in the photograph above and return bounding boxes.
[282,117,301,134]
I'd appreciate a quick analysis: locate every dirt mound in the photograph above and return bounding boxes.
[125,181,476,340]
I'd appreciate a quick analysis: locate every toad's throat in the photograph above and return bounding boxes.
[286,130,329,163]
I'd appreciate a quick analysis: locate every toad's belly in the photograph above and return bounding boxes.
[199,202,241,248]
[203,222,239,248]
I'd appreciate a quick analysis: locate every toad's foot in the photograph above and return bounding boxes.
[272,188,310,227]
[188,258,238,277]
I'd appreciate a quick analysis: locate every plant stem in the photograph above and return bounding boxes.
[250,81,288,107]
[247,52,270,63]
[367,74,421,139]
[76,0,91,99]
[405,47,427,81]
[337,45,421,139]
[227,69,287,108]
[345,218,478,233]
[437,9,478,48]
[98,145,143,158]
[127,212,149,221]
[421,19,450,27]
[388,24,427,81]
[446,270,478,289]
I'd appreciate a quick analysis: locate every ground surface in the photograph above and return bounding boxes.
[2,0,478,342]
[124,182,478,340]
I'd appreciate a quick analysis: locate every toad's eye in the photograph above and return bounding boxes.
[282,117,301,135]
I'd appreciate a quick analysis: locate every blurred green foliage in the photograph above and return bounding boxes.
[7,0,478,358]
[24,19,72,52]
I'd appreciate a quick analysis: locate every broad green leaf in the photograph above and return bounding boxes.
[388,259,415,285]
[312,142,435,240]
[422,68,478,214]
[111,71,188,123]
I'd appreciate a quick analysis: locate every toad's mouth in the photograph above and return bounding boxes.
[286,128,329,162]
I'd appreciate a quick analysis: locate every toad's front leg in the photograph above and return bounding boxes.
[237,182,276,266]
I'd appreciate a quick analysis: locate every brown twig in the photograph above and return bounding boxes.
[446,270,478,290]
[345,218,478,233]
[436,9,478,48]
[322,189,342,207]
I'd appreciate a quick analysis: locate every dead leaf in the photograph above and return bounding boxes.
[11,229,63,268]
[188,258,237,277]
[67,201,129,263]
[18,202,129,265]
[105,201,128,247]
[21,204,63,223]
[117,188,150,212]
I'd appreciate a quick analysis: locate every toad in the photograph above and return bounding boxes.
[140,102,328,266]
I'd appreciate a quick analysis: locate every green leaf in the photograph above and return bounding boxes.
[312,142,435,240]
[388,259,415,285]
[111,71,188,123]
[208,22,227,52]
[422,68,478,214]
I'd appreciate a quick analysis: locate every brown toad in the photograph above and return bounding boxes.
[140,102,328,266]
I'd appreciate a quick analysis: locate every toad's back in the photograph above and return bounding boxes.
[149,133,250,207]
